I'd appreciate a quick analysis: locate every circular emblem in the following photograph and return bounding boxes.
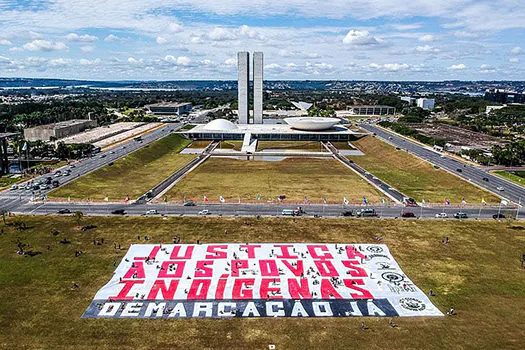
[399,297,426,311]
[366,246,384,253]
[381,272,404,283]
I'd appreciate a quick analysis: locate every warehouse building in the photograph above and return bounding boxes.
[145,102,192,115]
[24,119,96,142]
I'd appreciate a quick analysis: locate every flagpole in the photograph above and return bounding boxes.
[478,204,482,219]
[517,198,521,220]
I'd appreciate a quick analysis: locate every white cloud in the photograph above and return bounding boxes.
[168,23,183,32]
[79,58,101,65]
[511,47,522,55]
[509,57,519,63]
[66,33,98,42]
[392,23,422,31]
[23,40,68,52]
[156,36,168,45]
[416,45,439,52]
[164,55,191,66]
[480,64,496,73]
[0,39,12,46]
[342,30,382,46]
[80,45,95,53]
[127,57,143,64]
[368,62,411,71]
[224,58,236,66]
[419,34,434,42]
[207,27,237,41]
[448,63,466,70]
[104,34,126,42]
[49,58,71,66]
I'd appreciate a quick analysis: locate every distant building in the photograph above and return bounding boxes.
[400,96,417,106]
[237,52,250,124]
[24,119,96,142]
[253,52,264,124]
[416,98,435,110]
[485,89,525,104]
[145,102,192,115]
[486,105,507,114]
[291,101,313,111]
[347,105,396,116]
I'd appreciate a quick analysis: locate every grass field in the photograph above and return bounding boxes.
[187,140,211,148]
[49,135,193,201]
[493,171,525,188]
[349,136,500,204]
[0,215,524,349]
[256,141,325,151]
[166,157,383,203]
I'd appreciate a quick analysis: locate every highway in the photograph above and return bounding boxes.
[361,124,525,205]
[11,201,520,219]
[0,123,183,211]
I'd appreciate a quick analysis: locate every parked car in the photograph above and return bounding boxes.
[111,209,126,215]
[341,210,354,217]
[145,209,158,215]
[456,168,463,173]
[198,209,210,215]
[435,212,448,218]
[100,154,106,158]
[10,184,18,190]
[356,208,377,217]
[57,209,71,214]
[39,184,48,190]
[493,213,506,219]
[52,180,60,188]
[497,187,505,191]
[183,201,196,206]
[453,212,468,219]
[401,211,416,218]
[482,177,489,182]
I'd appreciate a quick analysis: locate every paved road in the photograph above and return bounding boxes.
[11,200,522,220]
[324,142,407,204]
[361,124,525,204]
[0,123,183,211]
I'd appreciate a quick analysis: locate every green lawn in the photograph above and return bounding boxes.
[493,171,525,188]
[348,136,500,204]
[49,134,194,201]
[166,157,383,204]
[0,216,523,349]
[256,141,325,151]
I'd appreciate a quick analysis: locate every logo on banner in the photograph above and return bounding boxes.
[399,297,426,312]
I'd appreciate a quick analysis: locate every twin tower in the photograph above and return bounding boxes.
[238,51,263,124]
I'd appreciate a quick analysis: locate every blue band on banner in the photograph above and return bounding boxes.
[82,299,399,318]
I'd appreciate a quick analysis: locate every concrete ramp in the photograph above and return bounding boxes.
[241,133,257,153]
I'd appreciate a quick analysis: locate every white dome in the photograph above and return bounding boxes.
[284,117,340,131]
[202,119,239,131]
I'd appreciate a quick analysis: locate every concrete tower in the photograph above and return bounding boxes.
[237,51,250,124]
[253,52,264,124]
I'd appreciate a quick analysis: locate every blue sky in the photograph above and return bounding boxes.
[0,0,524,80]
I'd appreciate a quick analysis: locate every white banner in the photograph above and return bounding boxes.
[83,243,442,318]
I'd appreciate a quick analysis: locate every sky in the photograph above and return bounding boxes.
[0,0,524,81]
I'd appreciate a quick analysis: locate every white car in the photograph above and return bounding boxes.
[145,209,158,215]
[497,187,505,191]
[10,184,18,190]
[198,209,210,215]
[435,212,448,218]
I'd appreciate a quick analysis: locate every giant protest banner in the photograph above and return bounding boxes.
[82,243,443,318]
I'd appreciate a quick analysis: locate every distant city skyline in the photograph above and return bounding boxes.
[0,0,524,81]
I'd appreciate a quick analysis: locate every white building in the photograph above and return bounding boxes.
[416,98,435,110]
